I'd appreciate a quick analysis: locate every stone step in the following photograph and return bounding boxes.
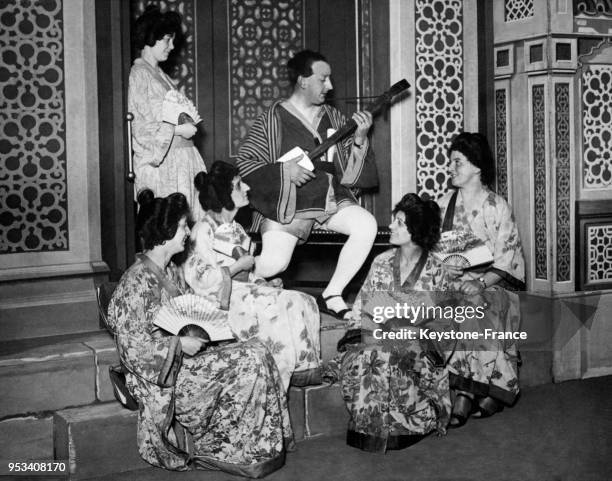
[53,402,146,480]
[0,305,550,419]
[52,382,346,480]
[0,331,117,418]
[3,299,553,478]
[0,415,54,462]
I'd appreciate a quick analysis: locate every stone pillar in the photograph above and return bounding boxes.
[492,0,612,381]
[0,0,107,340]
[389,0,480,205]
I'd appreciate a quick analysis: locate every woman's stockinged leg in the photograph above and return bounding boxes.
[254,230,299,278]
[322,205,377,310]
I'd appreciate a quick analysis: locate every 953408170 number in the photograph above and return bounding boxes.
[1,460,68,476]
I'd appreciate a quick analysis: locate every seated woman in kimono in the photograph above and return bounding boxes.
[107,189,292,478]
[439,132,526,427]
[332,193,452,453]
[183,160,321,391]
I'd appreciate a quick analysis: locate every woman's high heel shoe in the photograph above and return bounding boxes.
[472,396,503,418]
[449,393,473,429]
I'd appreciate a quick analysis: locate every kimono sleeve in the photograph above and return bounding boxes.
[128,67,175,168]
[236,113,296,223]
[347,251,394,330]
[108,268,182,387]
[486,197,526,288]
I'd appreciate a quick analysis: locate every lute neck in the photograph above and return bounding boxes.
[307,90,397,160]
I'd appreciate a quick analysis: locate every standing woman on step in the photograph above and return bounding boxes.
[128,6,206,219]
[107,190,292,478]
[439,132,526,427]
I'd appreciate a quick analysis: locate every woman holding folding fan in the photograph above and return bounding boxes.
[128,6,206,218]
[107,189,291,477]
[439,132,526,427]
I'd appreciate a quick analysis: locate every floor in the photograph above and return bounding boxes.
[85,375,612,481]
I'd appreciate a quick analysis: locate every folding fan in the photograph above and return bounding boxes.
[433,230,494,269]
[154,294,234,341]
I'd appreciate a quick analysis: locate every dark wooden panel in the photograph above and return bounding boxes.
[369,0,391,223]
[316,0,357,117]
[96,0,135,281]
[478,0,495,141]
[212,0,230,163]
[194,0,215,168]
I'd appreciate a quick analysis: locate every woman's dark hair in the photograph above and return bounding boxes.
[133,5,182,52]
[448,132,495,187]
[287,49,328,87]
[392,193,441,251]
[136,189,190,250]
[194,161,239,213]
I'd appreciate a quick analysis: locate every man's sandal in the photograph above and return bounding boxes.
[316,294,350,320]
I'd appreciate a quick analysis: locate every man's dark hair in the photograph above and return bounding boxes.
[287,49,328,87]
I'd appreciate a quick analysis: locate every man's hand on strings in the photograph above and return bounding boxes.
[353,111,373,146]
[287,155,315,186]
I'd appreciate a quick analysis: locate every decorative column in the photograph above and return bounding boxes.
[389,0,479,205]
[0,0,105,339]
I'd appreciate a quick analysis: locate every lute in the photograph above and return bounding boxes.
[277,78,410,169]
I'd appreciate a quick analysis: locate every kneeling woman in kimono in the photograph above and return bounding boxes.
[183,161,321,391]
[332,194,452,453]
[107,190,292,478]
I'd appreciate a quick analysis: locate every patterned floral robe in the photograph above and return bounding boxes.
[438,189,526,405]
[107,255,292,478]
[331,249,452,453]
[183,212,322,390]
[128,58,206,219]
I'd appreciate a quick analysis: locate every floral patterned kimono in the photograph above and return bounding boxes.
[107,255,292,478]
[183,212,321,390]
[128,59,206,219]
[438,189,526,405]
[330,248,452,453]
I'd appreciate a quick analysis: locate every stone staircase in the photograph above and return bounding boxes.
[0,298,552,480]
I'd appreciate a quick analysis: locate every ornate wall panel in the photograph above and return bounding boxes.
[131,0,195,101]
[587,224,612,283]
[0,0,68,253]
[414,0,464,199]
[582,65,612,189]
[495,88,509,200]
[575,0,612,17]
[504,0,534,22]
[228,0,304,156]
[555,83,571,282]
[532,84,548,280]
